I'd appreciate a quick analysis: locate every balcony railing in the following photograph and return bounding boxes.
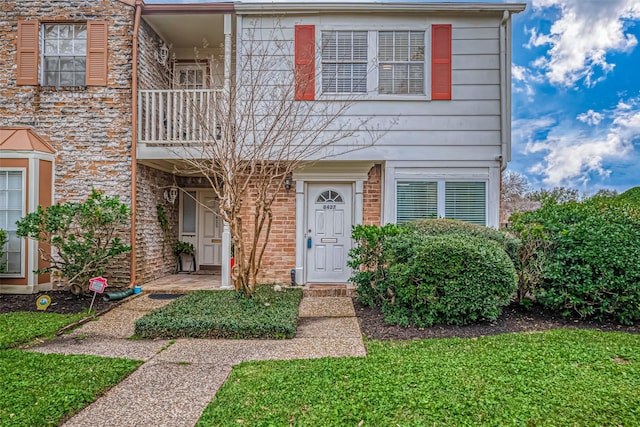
[138,89,222,145]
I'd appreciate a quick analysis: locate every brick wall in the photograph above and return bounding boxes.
[363,164,382,226]
[0,0,135,285]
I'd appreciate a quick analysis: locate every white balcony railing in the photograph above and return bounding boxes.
[138,89,222,145]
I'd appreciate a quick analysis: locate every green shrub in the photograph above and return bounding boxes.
[405,218,521,265]
[134,285,303,339]
[0,229,6,273]
[618,186,640,204]
[348,224,408,307]
[16,190,131,294]
[512,198,640,324]
[381,234,517,326]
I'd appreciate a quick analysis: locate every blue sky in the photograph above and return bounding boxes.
[150,0,640,193]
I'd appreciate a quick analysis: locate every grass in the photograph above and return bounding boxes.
[197,329,640,426]
[134,285,303,339]
[0,311,86,349]
[0,311,142,426]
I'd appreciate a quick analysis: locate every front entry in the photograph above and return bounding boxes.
[306,183,353,283]
[198,192,222,268]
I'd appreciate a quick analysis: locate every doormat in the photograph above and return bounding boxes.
[148,294,184,300]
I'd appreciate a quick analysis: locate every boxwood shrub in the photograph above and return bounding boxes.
[349,224,517,327]
[511,198,640,324]
[405,218,521,265]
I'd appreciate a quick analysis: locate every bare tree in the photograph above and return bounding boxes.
[501,170,530,204]
[166,21,385,297]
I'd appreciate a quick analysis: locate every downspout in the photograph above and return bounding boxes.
[499,9,510,171]
[129,1,142,288]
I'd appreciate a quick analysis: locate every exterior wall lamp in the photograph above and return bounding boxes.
[164,186,178,204]
[284,174,292,191]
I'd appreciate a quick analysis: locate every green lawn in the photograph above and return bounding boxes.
[198,329,640,426]
[0,312,85,349]
[135,286,303,339]
[0,312,142,426]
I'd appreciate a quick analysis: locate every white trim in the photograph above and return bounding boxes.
[0,168,27,279]
[235,2,527,14]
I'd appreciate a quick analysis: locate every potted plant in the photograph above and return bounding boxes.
[174,241,195,272]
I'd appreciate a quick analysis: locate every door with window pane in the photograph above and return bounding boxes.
[0,171,25,276]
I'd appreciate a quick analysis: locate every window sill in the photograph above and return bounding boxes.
[317,93,430,102]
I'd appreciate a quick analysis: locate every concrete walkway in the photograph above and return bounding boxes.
[31,294,366,427]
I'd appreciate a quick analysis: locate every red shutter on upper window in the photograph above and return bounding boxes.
[16,21,39,85]
[432,24,452,100]
[294,25,315,101]
[86,21,108,86]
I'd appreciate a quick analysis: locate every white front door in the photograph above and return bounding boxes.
[306,183,353,283]
[198,192,222,266]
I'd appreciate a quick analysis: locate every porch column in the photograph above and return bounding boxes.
[223,14,232,91]
[295,180,305,285]
[355,180,364,226]
[221,221,232,289]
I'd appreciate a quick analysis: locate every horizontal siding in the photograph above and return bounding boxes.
[237,12,505,162]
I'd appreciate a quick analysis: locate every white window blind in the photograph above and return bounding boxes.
[445,182,486,225]
[396,181,437,223]
[0,171,24,276]
[43,24,87,87]
[378,31,424,95]
[321,31,368,93]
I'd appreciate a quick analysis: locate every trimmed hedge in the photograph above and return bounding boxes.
[618,186,640,204]
[350,223,517,327]
[405,218,521,265]
[134,286,303,339]
[511,198,640,324]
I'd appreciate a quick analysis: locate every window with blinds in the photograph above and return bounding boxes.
[396,181,437,223]
[321,31,368,93]
[396,181,487,225]
[445,182,486,225]
[379,31,425,95]
[43,24,87,87]
[0,171,24,276]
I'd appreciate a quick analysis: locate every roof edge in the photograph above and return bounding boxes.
[234,2,526,14]
[142,2,235,15]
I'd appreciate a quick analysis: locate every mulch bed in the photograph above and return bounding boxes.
[354,300,640,340]
[0,290,119,314]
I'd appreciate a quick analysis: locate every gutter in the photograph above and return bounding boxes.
[499,9,510,171]
[235,2,527,14]
[129,0,142,288]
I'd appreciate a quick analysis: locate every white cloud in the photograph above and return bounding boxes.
[520,97,640,186]
[528,0,640,88]
[577,109,604,125]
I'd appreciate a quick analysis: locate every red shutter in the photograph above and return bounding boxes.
[16,21,39,85]
[432,24,452,100]
[294,25,315,101]
[86,21,108,86]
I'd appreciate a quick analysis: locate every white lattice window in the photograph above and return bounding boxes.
[42,23,87,87]
[0,170,25,277]
[316,190,345,204]
[321,31,368,93]
[378,31,425,95]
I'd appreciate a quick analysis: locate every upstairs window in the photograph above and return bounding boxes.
[378,31,425,95]
[321,31,368,93]
[43,24,87,87]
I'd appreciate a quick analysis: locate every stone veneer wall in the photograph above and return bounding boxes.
[135,164,180,284]
[0,0,135,285]
[137,19,171,90]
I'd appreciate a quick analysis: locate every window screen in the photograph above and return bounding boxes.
[445,182,486,225]
[0,171,24,276]
[396,181,437,223]
[43,24,87,87]
[321,31,368,93]
[378,31,425,95]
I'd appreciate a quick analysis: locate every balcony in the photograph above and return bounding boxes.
[138,88,222,146]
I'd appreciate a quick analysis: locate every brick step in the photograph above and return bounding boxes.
[303,284,356,298]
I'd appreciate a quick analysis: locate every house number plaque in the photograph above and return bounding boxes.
[322,204,337,210]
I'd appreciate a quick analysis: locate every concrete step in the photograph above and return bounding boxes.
[303,284,356,297]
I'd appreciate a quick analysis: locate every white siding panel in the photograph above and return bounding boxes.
[453,39,500,55]
[453,27,499,40]
[452,54,499,70]
[345,100,501,116]
[453,70,500,85]
[452,84,500,100]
